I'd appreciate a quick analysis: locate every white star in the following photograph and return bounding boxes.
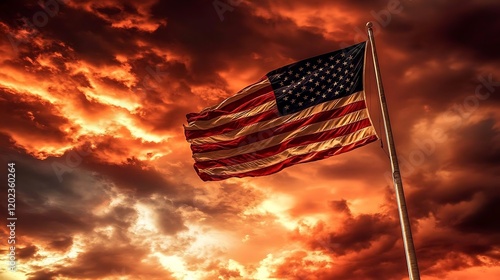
[343,61,347,65]
[312,65,317,69]
[346,87,350,91]
[327,88,332,92]
[284,96,289,101]
[348,55,353,60]
[322,94,326,98]
[317,59,322,63]
[313,73,319,77]
[309,88,314,92]
[334,82,338,86]
[291,99,296,103]
[301,86,306,90]
[329,56,334,60]
[288,70,293,75]
[341,53,346,57]
[335,91,339,95]
[299,67,304,71]
[335,59,340,64]
[326,70,330,74]
[306,62,310,67]
[349,64,354,68]
[340,85,344,89]
[284,105,290,110]
[311,97,316,101]
[315,81,320,86]
[298,102,303,106]
[327,78,332,83]
[295,92,301,97]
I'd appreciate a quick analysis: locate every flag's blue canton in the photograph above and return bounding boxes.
[267,42,366,116]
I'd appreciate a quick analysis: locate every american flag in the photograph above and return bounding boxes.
[185,42,378,181]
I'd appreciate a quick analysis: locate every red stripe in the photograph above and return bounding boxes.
[194,118,372,170]
[186,84,275,123]
[190,100,367,153]
[195,135,378,181]
[185,107,280,140]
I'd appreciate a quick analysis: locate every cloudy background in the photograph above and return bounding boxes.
[0,0,499,279]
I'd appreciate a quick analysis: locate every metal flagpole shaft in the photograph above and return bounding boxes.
[365,22,421,280]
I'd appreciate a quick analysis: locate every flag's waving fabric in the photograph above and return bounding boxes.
[185,42,378,181]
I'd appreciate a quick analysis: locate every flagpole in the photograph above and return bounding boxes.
[365,22,421,280]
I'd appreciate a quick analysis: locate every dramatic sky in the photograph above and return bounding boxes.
[1,0,499,279]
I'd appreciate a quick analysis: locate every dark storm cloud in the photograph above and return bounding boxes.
[27,270,57,280]
[375,1,500,113]
[142,105,193,132]
[34,4,138,66]
[391,116,500,276]
[454,193,500,235]
[448,117,500,170]
[42,245,173,280]
[16,245,38,259]
[78,154,185,196]
[0,142,105,246]
[308,213,399,256]
[70,72,92,88]
[1,0,155,66]
[0,132,191,277]
[126,52,197,132]
[154,207,186,235]
[49,236,74,251]
[148,0,342,83]
[286,196,407,280]
[406,118,500,216]
[433,1,500,61]
[328,199,351,214]
[0,88,70,143]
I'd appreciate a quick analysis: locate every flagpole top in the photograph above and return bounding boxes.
[366,22,373,29]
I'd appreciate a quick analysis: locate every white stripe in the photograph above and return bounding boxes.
[194,109,370,161]
[185,100,275,131]
[188,91,365,145]
[198,126,376,176]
